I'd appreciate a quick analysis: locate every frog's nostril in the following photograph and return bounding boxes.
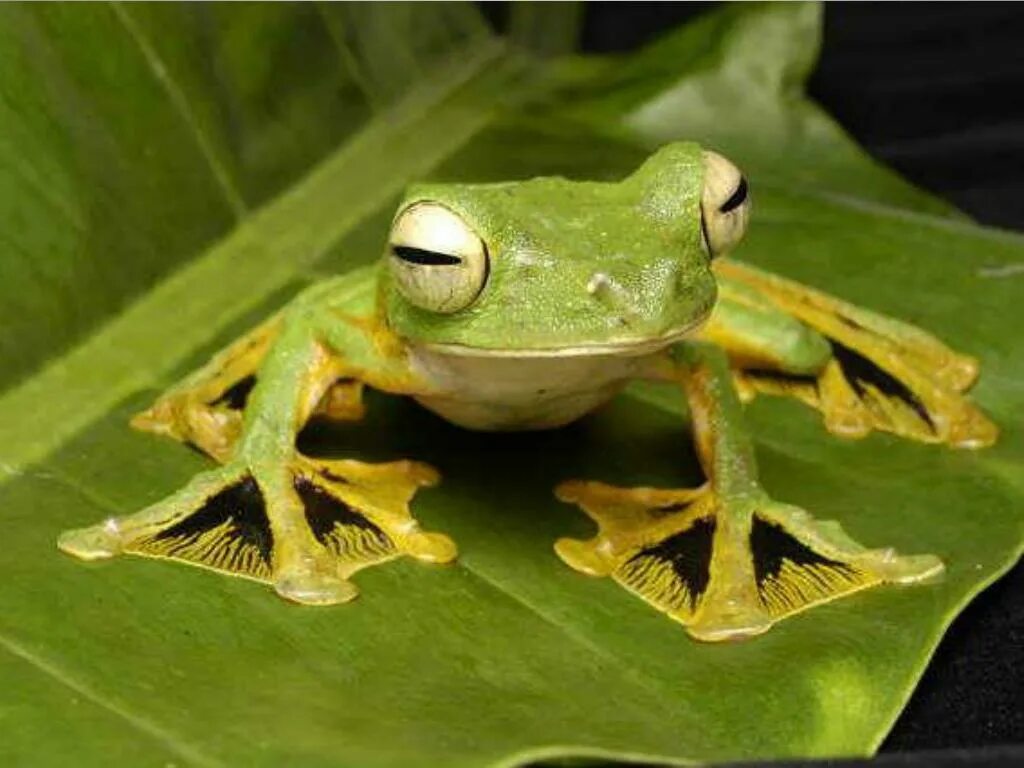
[587,272,643,327]
[586,272,612,297]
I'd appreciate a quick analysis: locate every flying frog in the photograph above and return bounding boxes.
[58,143,997,642]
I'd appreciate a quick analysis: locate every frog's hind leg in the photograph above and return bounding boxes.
[555,343,941,642]
[711,259,997,449]
[132,316,366,463]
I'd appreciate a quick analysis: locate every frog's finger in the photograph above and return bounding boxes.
[57,464,275,581]
[296,456,455,569]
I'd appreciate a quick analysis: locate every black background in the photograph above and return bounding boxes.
[483,1,1024,759]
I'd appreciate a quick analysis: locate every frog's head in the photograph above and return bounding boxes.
[382,142,750,356]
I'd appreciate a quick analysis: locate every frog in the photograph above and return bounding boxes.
[57,142,998,642]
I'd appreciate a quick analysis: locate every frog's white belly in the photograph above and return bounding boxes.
[408,346,654,431]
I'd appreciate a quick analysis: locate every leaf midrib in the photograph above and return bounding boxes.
[0,37,526,481]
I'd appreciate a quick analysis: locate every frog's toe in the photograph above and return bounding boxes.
[553,537,611,577]
[404,460,442,488]
[556,481,942,641]
[837,547,943,586]
[57,521,123,560]
[403,531,458,564]
[274,564,360,605]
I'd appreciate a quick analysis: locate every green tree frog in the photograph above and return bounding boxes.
[58,143,997,642]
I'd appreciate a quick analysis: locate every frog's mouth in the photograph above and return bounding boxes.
[416,313,709,359]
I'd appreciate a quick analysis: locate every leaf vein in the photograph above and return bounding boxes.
[108,1,247,218]
[453,559,703,718]
[0,634,224,768]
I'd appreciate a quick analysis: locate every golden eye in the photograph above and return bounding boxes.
[700,150,751,258]
[388,202,488,313]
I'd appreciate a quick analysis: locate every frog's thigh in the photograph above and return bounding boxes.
[698,292,831,377]
[555,342,942,642]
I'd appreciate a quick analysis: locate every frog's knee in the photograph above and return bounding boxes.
[771,323,831,375]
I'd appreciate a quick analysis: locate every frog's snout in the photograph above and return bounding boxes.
[585,261,709,336]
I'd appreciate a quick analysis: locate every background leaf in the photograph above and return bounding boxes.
[0,1,491,391]
[0,4,1021,767]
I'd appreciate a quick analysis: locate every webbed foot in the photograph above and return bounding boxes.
[58,456,455,604]
[716,259,997,449]
[555,480,941,642]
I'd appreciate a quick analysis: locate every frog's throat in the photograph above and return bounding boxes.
[409,314,711,359]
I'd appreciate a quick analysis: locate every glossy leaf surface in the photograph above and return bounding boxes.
[0,5,1021,766]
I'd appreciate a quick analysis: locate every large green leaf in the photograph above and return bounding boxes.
[0,1,491,392]
[1,4,1021,766]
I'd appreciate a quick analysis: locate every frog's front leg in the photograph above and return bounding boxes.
[58,295,455,604]
[555,342,942,641]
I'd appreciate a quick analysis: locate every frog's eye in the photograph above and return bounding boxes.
[388,202,489,314]
[700,150,751,258]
